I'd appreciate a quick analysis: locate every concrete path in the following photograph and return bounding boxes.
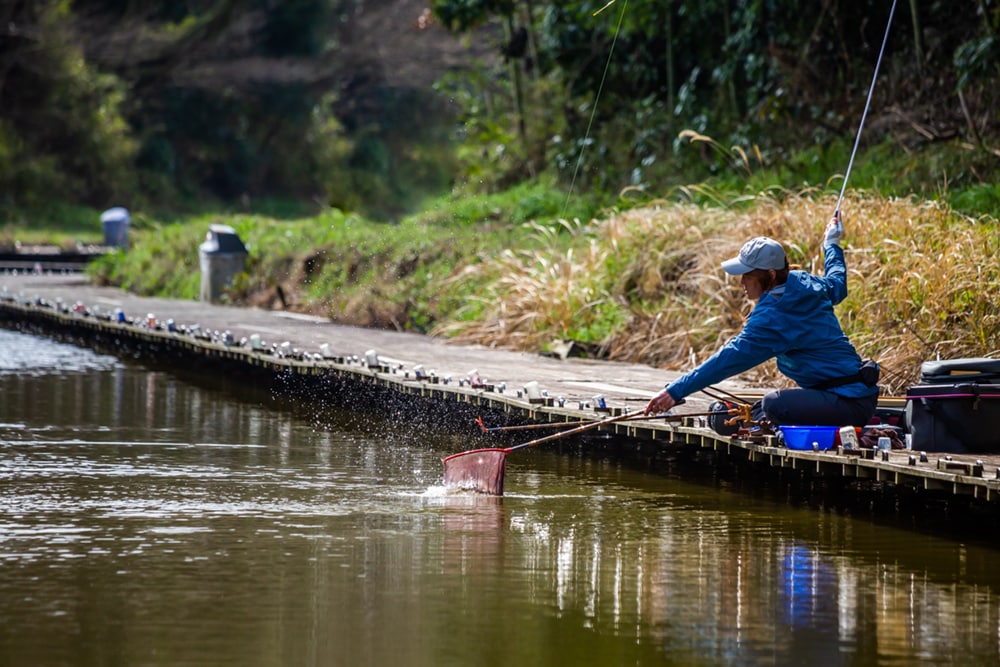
[1,272,758,412]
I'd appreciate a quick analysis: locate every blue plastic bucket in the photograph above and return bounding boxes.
[778,425,839,450]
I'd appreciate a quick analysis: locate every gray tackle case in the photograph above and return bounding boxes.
[905,358,1000,453]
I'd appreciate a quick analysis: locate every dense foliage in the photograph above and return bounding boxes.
[2,0,999,224]
[0,0,467,221]
[432,0,1000,210]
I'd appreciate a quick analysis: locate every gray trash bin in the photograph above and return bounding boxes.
[199,224,248,303]
[100,207,130,248]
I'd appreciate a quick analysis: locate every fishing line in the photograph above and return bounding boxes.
[563,0,628,215]
[835,0,898,215]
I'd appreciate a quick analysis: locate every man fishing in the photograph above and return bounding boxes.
[644,211,879,428]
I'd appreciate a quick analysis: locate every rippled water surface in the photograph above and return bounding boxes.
[1,328,999,666]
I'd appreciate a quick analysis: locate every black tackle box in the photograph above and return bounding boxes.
[905,358,1000,453]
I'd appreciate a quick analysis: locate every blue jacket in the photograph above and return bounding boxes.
[666,244,878,401]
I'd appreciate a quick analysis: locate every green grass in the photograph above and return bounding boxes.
[0,202,105,248]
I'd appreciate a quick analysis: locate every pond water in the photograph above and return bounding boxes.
[1,327,999,666]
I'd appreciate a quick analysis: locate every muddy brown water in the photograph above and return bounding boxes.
[1,328,999,666]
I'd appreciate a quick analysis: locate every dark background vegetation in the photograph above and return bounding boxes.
[2,0,999,224]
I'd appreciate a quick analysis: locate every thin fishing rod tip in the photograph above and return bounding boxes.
[592,0,616,16]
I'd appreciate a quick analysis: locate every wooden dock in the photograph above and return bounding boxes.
[0,246,106,272]
[3,272,1000,512]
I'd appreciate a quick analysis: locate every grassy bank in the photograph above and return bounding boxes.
[3,179,996,395]
[86,182,599,329]
[437,190,1000,395]
[70,183,999,396]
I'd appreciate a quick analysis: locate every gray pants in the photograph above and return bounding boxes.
[755,388,878,427]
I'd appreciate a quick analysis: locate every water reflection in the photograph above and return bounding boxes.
[1,328,999,665]
[491,479,1000,664]
[0,328,121,376]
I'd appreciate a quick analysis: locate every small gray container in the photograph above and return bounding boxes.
[100,207,130,248]
[199,224,248,303]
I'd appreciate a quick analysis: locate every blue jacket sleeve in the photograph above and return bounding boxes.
[665,304,784,401]
[822,244,848,305]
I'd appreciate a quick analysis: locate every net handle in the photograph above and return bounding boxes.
[507,409,655,452]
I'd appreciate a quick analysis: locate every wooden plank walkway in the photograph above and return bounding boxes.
[0,273,717,408]
[3,272,1000,507]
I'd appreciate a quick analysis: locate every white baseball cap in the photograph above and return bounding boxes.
[721,237,787,275]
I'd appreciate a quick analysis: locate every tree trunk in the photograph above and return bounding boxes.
[666,3,674,113]
[908,0,924,73]
[505,15,529,171]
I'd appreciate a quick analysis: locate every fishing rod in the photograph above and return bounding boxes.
[835,0,898,216]
[475,406,739,434]
[701,385,754,407]
[592,0,618,16]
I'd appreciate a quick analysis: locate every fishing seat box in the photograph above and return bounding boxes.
[905,358,1000,454]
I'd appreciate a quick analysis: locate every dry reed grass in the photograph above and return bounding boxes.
[434,191,999,395]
